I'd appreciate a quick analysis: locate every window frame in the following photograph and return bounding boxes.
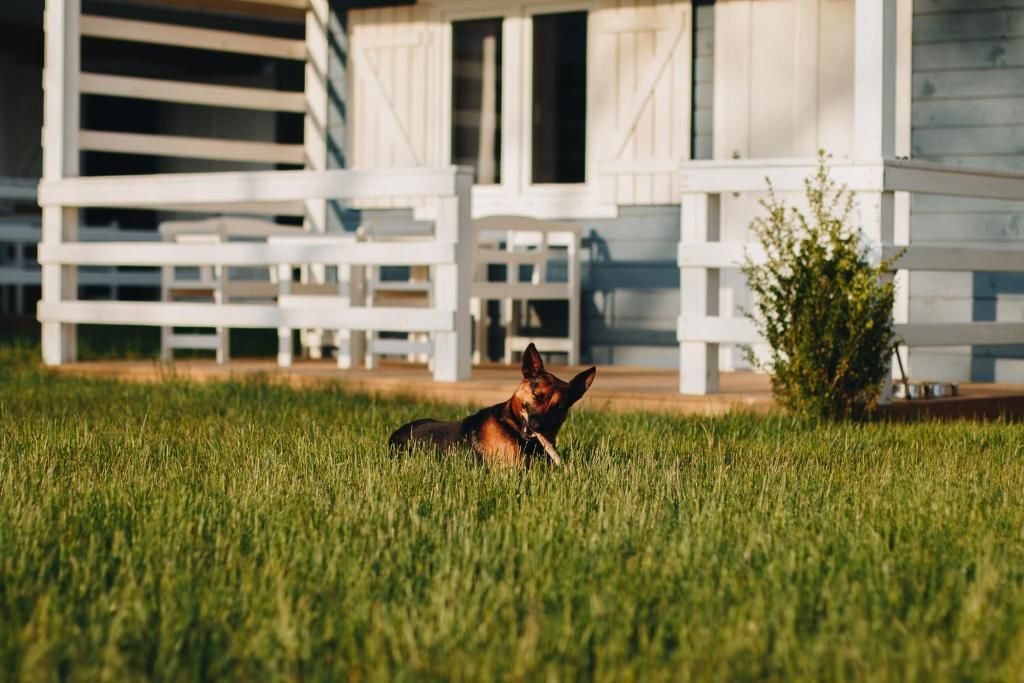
[437,0,613,219]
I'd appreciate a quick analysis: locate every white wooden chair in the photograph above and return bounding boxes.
[472,216,581,366]
[158,217,303,363]
[360,216,582,367]
[362,233,434,369]
[269,232,366,369]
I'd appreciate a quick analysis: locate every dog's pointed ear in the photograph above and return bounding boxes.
[521,343,544,378]
[569,366,596,403]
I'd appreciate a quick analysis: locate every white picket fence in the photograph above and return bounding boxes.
[677,157,1024,395]
[36,167,475,381]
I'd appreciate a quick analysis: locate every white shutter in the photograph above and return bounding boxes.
[349,5,441,208]
[590,0,692,206]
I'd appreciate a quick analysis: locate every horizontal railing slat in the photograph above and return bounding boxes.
[39,242,456,267]
[38,301,455,333]
[39,167,471,207]
[676,317,1024,348]
[80,15,306,60]
[896,323,1024,347]
[80,73,306,113]
[679,158,1024,203]
[79,130,305,165]
[678,242,1024,273]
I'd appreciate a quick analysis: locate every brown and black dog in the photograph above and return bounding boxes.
[388,343,596,467]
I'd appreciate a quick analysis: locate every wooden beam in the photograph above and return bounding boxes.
[39,167,473,207]
[39,241,456,267]
[41,0,81,365]
[80,73,306,112]
[853,0,898,159]
[884,159,1024,202]
[38,301,456,333]
[105,0,306,20]
[885,245,1024,273]
[79,130,306,164]
[679,159,886,194]
[80,15,305,60]
[897,323,1024,348]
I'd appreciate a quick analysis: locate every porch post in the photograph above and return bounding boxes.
[304,0,330,235]
[679,192,721,395]
[854,0,900,400]
[40,0,80,365]
[433,169,474,382]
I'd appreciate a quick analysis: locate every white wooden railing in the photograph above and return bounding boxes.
[37,167,475,381]
[677,158,1024,395]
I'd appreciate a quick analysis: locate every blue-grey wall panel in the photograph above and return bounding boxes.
[911,0,1024,381]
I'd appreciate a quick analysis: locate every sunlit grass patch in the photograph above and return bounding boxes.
[1,346,1023,680]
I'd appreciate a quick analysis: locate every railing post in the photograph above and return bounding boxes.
[40,0,81,365]
[276,263,293,367]
[432,168,473,382]
[679,192,721,394]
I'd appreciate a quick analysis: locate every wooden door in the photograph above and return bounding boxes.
[713,0,855,367]
[590,0,692,206]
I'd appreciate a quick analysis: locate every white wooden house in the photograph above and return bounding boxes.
[6,0,1024,392]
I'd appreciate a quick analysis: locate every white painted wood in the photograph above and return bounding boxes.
[883,160,1024,202]
[40,241,457,267]
[79,73,306,112]
[41,0,80,366]
[679,193,721,394]
[79,15,306,60]
[590,0,691,205]
[79,130,305,165]
[678,316,758,345]
[431,173,473,382]
[40,301,456,333]
[349,6,439,171]
[304,0,329,235]
[853,0,897,159]
[885,245,1024,272]
[897,323,1024,348]
[230,0,309,9]
[39,167,468,207]
[680,158,886,194]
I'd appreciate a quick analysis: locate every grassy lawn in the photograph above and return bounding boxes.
[2,344,1024,680]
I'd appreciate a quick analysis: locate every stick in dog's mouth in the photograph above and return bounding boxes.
[520,409,563,467]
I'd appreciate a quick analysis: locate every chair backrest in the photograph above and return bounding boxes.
[159,216,303,241]
[473,215,581,286]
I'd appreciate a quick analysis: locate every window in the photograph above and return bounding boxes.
[531,11,587,184]
[451,19,502,185]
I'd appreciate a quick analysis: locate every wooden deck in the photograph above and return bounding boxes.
[52,358,1024,419]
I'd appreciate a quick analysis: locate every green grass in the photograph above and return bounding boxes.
[2,344,1024,681]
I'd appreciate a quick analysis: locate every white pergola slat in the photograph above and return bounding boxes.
[38,301,453,333]
[39,241,457,267]
[80,15,306,59]
[39,167,468,208]
[79,73,307,112]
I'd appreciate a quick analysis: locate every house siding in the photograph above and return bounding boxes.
[692,0,715,160]
[911,0,1024,382]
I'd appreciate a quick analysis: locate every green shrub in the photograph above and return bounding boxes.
[741,154,898,420]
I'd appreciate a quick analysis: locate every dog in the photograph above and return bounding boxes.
[388,343,596,467]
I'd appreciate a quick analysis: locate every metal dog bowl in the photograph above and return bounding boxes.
[893,381,958,400]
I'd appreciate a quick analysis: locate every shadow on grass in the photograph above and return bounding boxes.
[0,316,279,361]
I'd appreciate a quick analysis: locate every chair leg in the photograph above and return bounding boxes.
[471,297,487,364]
[216,327,229,365]
[365,332,379,369]
[278,326,293,367]
[160,326,172,363]
[502,298,515,364]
